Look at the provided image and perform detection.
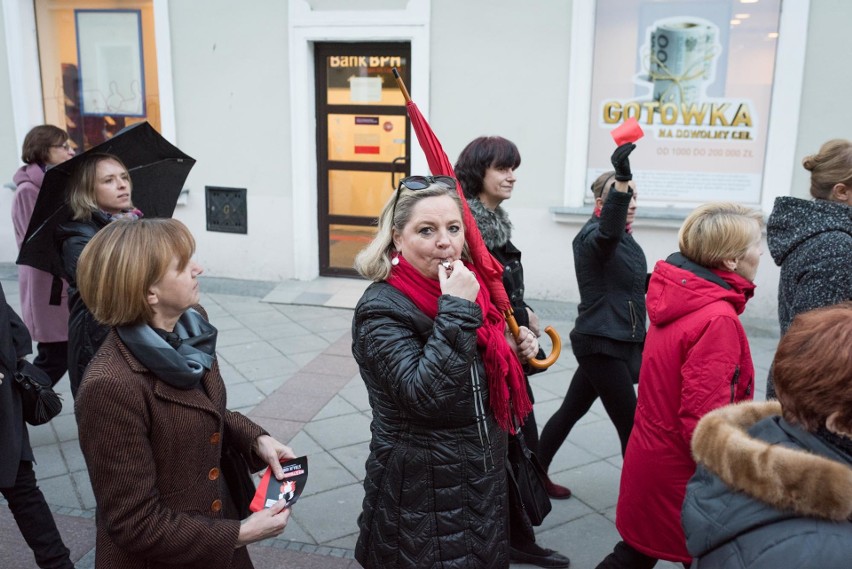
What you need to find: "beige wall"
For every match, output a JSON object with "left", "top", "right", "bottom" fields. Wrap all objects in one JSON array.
[
  {"left": 430, "top": 0, "right": 572, "bottom": 210},
  {"left": 165, "top": 0, "right": 295, "bottom": 279},
  {"left": 1, "top": 0, "right": 849, "bottom": 326},
  {"left": 791, "top": 0, "right": 852, "bottom": 199}
]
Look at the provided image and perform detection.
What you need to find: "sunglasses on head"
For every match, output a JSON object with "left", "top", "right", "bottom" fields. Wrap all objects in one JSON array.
[{"left": 391, "top": 175, "right": 457, "bottom": 221}]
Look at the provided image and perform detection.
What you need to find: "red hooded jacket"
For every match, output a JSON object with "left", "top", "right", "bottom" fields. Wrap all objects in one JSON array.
[{"left": 615, "top": 254, "right": 756, "bottom": 562}]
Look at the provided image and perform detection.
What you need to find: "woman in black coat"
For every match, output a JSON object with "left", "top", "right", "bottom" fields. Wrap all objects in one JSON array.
[
  {"left": 54, "top": 152, "right": 142, "bottom": 397},
  {"left": 538, "top": 144, "right": 647, "bottom": 474},
  {"left": 0, "top": 282, "right": 74, "bottom": 568},
  {"left": 352, "top": 178, "right": 540, "bottom": 568},
  {"left": 456, "top": 136, "right": 571, "bottom": 568}
]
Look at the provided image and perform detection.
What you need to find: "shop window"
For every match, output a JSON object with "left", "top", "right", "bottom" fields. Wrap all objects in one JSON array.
[{"left": 34, "top": 0, "right": 160, "bottom": 151}]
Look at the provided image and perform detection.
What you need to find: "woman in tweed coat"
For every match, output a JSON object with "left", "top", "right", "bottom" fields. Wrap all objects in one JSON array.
[
  {"left": 766, "top": 139, "right": 852, "bottom": 397},
  {"left": 75, "top": 219, "right": 294, "bottom": 569}
]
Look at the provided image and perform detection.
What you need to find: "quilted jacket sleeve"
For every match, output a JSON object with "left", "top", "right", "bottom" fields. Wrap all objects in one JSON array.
[
  {"left": 581, "top": 189, "right": 633, "bottom": 259},
  {"left": 354, "top": 288, "right": 483, "bottom": 423}
]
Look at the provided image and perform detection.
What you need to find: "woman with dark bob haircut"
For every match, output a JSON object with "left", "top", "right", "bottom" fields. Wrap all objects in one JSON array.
[
  {"left": 684, "top": 302, "right": 852, "bottom": 568},
  {"left": 456, "top": 135, "right": 571, "bottom": 568},
  {"left": 75, "top": 218, "right": 295, "bottom": 569}
]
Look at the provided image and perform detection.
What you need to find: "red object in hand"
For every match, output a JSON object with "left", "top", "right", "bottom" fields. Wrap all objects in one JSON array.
[{"left": 611, "top": 118, "right": 645, "bottom": 146}]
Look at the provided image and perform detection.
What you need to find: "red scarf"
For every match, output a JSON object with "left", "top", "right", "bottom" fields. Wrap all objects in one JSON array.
[{"left": 387, "top": 257, "right": 532, "bottom": 432}]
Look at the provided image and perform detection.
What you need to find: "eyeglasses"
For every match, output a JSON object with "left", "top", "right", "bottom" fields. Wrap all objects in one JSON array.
[
  {"left": 51, "top": 142, "right": 73, "bottom": 151},
  {"left": 390, "top": 175, "right": 457, "bottom": 222}
]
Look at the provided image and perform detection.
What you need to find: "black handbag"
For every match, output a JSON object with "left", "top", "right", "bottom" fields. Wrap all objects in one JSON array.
[
  {"left": 13, "top": 360, "right": 62, "bottom": 426},
  {"left": 220, "top": 438, "right": 256, "bottom": 519},
  {"left": 506, "top": 426, "right": 552, "bottom": 526}
]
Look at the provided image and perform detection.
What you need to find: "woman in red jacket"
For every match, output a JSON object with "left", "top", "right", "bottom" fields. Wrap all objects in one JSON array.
[{"left": 596, "top": 202, "right": 764, "bottom": 568}]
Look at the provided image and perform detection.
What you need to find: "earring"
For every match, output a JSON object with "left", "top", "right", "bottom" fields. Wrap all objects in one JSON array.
[{"left": 391, "top": 251, "right": 401, "bottom": 266}]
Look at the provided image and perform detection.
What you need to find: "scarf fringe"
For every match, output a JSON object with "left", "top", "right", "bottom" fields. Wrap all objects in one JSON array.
[{"left": 388, "top": 257, "right": 532, "bottom": 432}]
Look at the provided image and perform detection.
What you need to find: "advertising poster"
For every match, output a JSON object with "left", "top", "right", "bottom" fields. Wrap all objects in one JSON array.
[
  {"left": 76, "top": 10, "right": 146, "bottom": 117},
  {"left": 586, "top": 0, "right": 781, "bottom": 206}
]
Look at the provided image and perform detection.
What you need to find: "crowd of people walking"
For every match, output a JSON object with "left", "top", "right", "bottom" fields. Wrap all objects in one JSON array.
[{"left": 3, "top": 120, "right": 850, "bottom": 569}]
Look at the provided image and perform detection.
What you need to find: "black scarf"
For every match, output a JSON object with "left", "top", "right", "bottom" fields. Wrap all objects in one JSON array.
[
  {"left": 117, "top": 308, "right": 218, "bottom": 390},
  {"left": 816, "top": 426, "right": 852, "bottom": 462}
]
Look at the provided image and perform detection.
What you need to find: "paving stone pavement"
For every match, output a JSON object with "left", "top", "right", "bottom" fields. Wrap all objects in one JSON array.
[{"left": 0, "top": 264, "right": 778, "bottom": 569}]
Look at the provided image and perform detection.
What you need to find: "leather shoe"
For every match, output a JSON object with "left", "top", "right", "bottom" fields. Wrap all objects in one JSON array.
[
  {"left": 510, "top": 546, "right": 571, "bottom": 568},
  {"left": 545, "top": 478, "right": 572, "bottom": 500}
]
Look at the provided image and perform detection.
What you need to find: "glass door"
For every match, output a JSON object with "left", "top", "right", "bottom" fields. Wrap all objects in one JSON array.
[{"left": 315, "top": 42, "right": 411, "bottom": 277}]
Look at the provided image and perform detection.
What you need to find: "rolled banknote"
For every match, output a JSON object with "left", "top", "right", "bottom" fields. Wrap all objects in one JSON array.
[{"left": 650, "top": 20, "right": 715, "bottom": 105}]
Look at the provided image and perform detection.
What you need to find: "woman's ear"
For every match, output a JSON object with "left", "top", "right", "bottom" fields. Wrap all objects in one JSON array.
[
  {"left": 146, "top": 286, "right": 159, "bottom": 308},
  {"left": 595, "top": 196, "right": 605, "bottom": 210},
  {"left": 826, "top": 411, "right": 852, "bottom": 437},
  {"left": 722, "top": 258, "right": 738, "bottom": 272},
  {"left": 831, "top": 183, "right": 851, "bottom": 204},
  {"left": 391, "top": 228, "right": 401, "bottom": 251}
]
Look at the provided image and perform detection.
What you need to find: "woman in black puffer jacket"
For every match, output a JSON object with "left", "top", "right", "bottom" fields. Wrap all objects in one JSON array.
[
  {"left": 352, "top": 179, "right": 540, "bottom": 568},
  {"left": 54, "top": 152, "right": 142, "bottom": 397}
]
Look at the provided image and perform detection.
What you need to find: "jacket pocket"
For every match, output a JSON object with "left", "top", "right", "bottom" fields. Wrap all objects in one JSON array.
[
  {"left": 628, "top": 300, "right": 638, "bottom": 339},
  {"left": 729, "top": 365, "right": 740, "bottom": 404}
]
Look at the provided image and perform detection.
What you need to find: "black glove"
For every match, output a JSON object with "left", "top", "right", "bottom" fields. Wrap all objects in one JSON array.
[{"left": 610, "top": 143, "right": 636, "bottom": 182}]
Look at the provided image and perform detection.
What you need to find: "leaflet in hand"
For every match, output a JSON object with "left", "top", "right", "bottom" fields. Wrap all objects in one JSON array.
[{"left": 249, "top": 455, "right": 308, "bottom": 512}]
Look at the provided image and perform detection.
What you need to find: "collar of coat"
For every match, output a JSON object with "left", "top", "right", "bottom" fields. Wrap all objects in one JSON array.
[
  {"left": 467, "top": 198, "right": 512, "bottom": 250},
  {"left": 691, "top": 401, "right": 852, "bottom": 521}
]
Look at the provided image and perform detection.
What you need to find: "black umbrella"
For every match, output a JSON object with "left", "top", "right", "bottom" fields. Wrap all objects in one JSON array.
[{"left": 16, "top": 121, "right": 196, "bottom": 278}]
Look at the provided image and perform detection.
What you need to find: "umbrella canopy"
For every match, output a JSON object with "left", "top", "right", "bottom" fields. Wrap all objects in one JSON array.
[{"left": 16, "top": 121, "right": 195, "bottom": 278}]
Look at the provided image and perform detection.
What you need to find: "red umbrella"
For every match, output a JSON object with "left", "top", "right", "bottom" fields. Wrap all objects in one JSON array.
[{"left": 392, "top": 69, "right": 560, "bottom": 369}]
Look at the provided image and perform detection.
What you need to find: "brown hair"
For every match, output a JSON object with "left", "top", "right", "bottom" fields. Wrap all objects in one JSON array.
[
  {"left": 802, "top": 139, "right": 852, "bottom": 200},
  {"left": 678, "top": 202, "right": 764, "bottom": 269},
  {"left": 774, "top": 302, "right": 852, "bottom": 433},
  {"left": 78, "top": 219, "right": 196, "bottom": 326},
  {"left": 591, "top": 170, "right": 617, "bottom": 200},
  {"left": 455, "top": 136, "right": 522, "bottom": 199},
  {"left": 21, "top": 125, "right": 68, "bottom": 165},
  {"left": 67, "top": 153, "right": 133, "bottom": 221}
]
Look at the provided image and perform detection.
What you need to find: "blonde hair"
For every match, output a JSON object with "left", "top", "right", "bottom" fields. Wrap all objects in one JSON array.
[
  {"left": 67, "top": 153, "right": 134, "bottom": 221},
  {"left": 678, "top": 202, "right": 764, "bottom": 268},
  {"left": 802, "top": 139, "right": 852, "bottom": 200},
  {"left": 77, "top": 219, "right": 195, "bottom": 326},
  {"left": 354, "top": 184, "right": 465, "bottom": 282}
]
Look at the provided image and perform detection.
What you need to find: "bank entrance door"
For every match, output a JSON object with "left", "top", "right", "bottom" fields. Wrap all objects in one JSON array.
[{"left": 315, "top": 42, "right": 411, "bottom": 277}]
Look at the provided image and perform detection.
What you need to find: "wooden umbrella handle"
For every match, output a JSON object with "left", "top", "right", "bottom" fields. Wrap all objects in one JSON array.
[
  {"left": 392, "top": 68, "right": 411, "bottom": 103},
  {"left": 505, "top": 311, "right": 562, "bottom": 370}
]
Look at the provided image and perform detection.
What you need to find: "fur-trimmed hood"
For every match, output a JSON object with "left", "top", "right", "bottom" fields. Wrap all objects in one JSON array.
[
  {"left": 691, "top": 401, "right": 852, "bottom": 521},
  {"left": 467, "top": 198, "right": 512, "bottom": 250},
  {"left": 684, "top": 401, "right": 852, "bottom": 566}
]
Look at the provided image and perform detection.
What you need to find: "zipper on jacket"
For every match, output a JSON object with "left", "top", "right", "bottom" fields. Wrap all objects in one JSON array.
[
  {"left": 470, "top": 366, "right": 494, "bottom": 472},
  {"left": 729, "top": 365, "right": 740, "bottom": 403},
  {"left": 628, "top": 300, "right": 638, "bottom": 339}
]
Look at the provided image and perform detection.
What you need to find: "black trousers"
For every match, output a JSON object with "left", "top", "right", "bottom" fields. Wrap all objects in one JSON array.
[
  {"left": 509, "top": 375, "right": 539, "bottom": 550},
  {"left": 0, "top": 461, "right": 74, "bottom": 568},
  {"left": 33, "top": 341, "right": 68, "bottom": 386},
  {"left": 538, "top": 349, "right": 641, "bottom": 469},
  {"left": 596, "top": 541, "right": 691, "bottom": 569}
]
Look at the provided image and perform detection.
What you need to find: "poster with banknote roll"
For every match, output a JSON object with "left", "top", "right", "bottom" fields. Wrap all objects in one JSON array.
[{"left": 585, "top": 0, "right": 782, "bottom": 206}]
